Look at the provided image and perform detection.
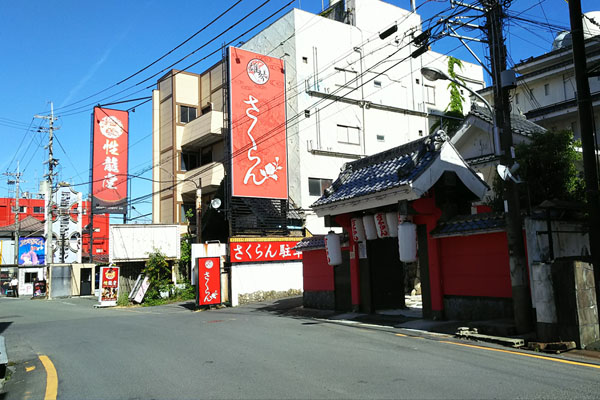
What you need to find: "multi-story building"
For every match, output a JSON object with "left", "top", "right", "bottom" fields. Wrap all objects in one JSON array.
[
  {"left": 480, "top": 11, "right": 600, "bottom": 140},
  {"left": 152, "top": 0, "right": 484, "bottom": 236},
  {"left": 0, "top": 196, "right": 110, "bottom": 262}
]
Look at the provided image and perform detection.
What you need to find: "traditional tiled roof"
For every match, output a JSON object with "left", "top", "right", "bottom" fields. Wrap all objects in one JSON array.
[
  {"left": 311, "top": 134, "right": 440, "bottom": 208},
  {"left": 469, "top": 104, "right": 546, "bottom": 137},
  {"left": 430, "top": 213, "right": 505, "bottom": 238},
  {"left": 293, "top": 235, "right": 325, "bottom": 251},
  {"left": 0, "top": 216, "right": 44, "bottom": 234}
]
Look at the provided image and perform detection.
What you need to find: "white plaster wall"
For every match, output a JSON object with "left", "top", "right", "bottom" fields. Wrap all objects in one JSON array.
[{"left": 230, "top": 261, "right": 303, "bottom": 307}]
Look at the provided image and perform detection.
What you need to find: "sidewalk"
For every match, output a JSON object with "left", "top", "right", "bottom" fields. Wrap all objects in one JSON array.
[{"left": 256, "top": 295, "right": 600, "bottom": 363}]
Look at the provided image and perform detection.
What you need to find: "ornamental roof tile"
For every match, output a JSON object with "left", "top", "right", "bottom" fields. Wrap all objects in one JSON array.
[{"left": 430, "top": 212, "right": 506, "bottom": 237}]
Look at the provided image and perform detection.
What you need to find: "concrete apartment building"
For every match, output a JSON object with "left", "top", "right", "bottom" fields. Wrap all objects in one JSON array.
[
  {"left": 152, "top": 0, "right": 484, "bottom": 236},
  {"left": 480, "top": 11, "right": 600, "bottom": 140}
]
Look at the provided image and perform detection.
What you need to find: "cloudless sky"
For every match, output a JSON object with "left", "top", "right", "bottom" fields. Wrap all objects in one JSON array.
[{"left": 0, "top": 0, "right": 596, "bottom": 223}]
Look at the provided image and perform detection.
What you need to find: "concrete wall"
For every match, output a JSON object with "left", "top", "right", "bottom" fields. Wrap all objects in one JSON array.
[{"left": 230, "top": 261, "right": 303, "bottom": 307}]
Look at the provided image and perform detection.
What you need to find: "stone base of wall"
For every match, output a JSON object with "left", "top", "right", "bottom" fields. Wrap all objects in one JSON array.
[
  {"left": 303, "top": 290, "right": 335, "bottom": 310},
  {"left": 238, "top": 289, "right": 302, "bottom": 305},
  {"left": 444, "top": 295, "right": 513, "bottom": 321}
]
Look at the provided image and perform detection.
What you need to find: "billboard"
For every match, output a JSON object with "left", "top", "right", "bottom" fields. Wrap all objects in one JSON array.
[
  {"left": 228, "top": 47, "right": 288, "bottom": 199},
  {"left": 18, "top": 237, "right": 46, "bottom": 266},
  {"left": 48, "top": 184, "right": 82, "bottom": 263},
  {"left": 91, "top": 107, "right": 129, "bottom": 214},
  {"left": 230, "top": 240, "right": 302, "bottom": 263},
  {"left": 99, "top": 266, "right": 120, "bottom": 306}
]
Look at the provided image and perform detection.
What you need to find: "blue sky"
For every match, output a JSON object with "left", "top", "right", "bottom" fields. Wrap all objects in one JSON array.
[{"left": 0, "top": 0, "right": 596, "bottom": 222}]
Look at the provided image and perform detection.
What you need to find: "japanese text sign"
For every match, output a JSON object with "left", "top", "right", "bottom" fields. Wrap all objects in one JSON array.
[
  {"left": 230, "top": 241, "right": 302, "bottom": 263},
  {"left": 100, "top": 266, "right": 120, "bottom": 306},
  {"left": 197, "top": 257, "right": 221, "bottom": 306},
  {"left": 228, "top": 47, "right": 288, "bottom": 199},
  {"left": 92, "top": 107, "right": 128, "bottom": 214}
]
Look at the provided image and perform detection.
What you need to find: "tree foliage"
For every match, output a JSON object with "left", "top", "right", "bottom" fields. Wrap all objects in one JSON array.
[
  {"left": 489, "top": 129, "right": 585, "bottom": 211},
  {"left": 430, "top": 57, "right": 466, "bottom": 136}
]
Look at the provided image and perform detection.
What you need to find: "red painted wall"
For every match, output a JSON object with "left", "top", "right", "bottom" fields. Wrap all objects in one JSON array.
[
  {"left": 302, "top": 249, "right": 334, "bottom": 291},
  {"left": 438, "top": 232, "right": 512, "bottom": 298},
  {"left": 0, "top": 197, "right": 110, "bottom": 258}
]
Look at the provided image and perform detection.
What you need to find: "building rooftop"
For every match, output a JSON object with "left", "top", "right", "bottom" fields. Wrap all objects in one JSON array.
[
  {"left": 0, "top": 216, "right": 44, "bottom": 235},
  {"left": 430, "top": 213, "right": 506, "bottom": 238}
]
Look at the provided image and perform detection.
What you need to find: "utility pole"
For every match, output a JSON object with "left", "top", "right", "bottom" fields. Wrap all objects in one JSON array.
[
  {"left": 5, "top": 162, "right": 23, "bottom": 264},
  {"left": 568, "top": 0, "right": 600, "bottom": 309},
  {"left": 35, "top": 102, "right": 59, "bottom": 267},
  {"left": 483, "top": 0, "right": 533, "bottom": 333}
]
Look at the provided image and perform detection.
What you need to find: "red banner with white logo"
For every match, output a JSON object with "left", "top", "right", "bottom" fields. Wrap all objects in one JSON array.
[
  {"left": 228, "top": 47, "right": 288, "bottom": 199},
  {"left": 230, "top": 241, "right": 302, "bottom": 263},
  {"left": 197, "top": 257, "right": 221, "bottom": 306},
  {"left": 92, "top": 107, "right": 129, "bottom": 214}
]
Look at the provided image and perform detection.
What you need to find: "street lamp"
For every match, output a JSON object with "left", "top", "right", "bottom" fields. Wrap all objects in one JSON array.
[{"left": 421, "top": 66, "right": 500, "bottom": 156}]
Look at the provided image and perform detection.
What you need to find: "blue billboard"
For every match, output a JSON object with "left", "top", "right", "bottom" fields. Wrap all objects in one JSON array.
[{"left": 18, "top": 237, "right": 46, "bottom": 266}]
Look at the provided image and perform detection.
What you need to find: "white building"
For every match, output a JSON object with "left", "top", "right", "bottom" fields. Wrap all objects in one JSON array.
[
  {"left": 151, "top": 0, "right": 484, "bottom": 236},
  {"left": 479, "top": 11, "right": 600, "bottom": 140}
]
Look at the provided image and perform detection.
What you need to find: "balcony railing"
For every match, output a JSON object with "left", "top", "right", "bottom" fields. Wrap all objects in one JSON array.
[
  {"left": 181, "top": 110, "right": 224, "bottom": 150},
  {"left": 181, "top": 162, "right": 225, "bottom": 195}
]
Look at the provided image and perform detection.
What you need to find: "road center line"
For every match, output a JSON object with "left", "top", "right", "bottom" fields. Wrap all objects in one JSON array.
[
  {"left": 39, "top": 355, "right": 58, "bottom": 400},
  {"left": 439, "top": 340, "right": 600, "bottom": 370}
]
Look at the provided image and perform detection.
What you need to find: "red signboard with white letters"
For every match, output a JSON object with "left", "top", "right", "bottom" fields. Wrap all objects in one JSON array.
[
  {"left": 197, "top": 257, "right": 221, "bottom": 306},
  {"left": 228, "top": 47, "right": 288, "bottom": 199},
  {"left": 100, "top": 266, "right": 120, "bottom": 306},
  {"left": 230, "top": 241, "right": 302, "bottom": 263},
  {"left": 91, "top": 107, "right": 129, "bottom": 214}
]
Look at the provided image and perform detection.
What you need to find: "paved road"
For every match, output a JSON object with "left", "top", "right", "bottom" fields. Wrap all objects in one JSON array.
[{"left": 1, "top": 296, "right": 599, "bottom": 399}]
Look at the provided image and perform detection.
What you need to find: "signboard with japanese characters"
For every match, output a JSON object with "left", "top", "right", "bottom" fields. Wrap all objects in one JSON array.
[
  {"left": 91, "top": 107, "right": 129, "bottom": 214},
  {"left": 47, "top": 184, "right": 82, "bottom": 263},
  {"left": 99, "top": 266, "right": 120, "bottom": 307},
  {"left": 228, "top": 47, "right": 288, "bottom": 199},
  {"left": 230, "top": 240, "right": 302, "bottom": 263},
  {"left": 196, "top": 257, "right": 221, "bottom": 306}
]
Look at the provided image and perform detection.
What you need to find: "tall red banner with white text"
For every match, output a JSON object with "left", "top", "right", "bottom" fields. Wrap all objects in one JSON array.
[
  {"left": 228, "top": 47, "right": 288, "bottom": 199},
  {"left": 91, "top": 107, "right": 129, "bottom": 214}
]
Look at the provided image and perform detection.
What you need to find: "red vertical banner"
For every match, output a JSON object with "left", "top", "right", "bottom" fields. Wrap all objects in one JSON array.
[
  {"left": 100, "top": 266, "right": 120, "bottom": 306},
  {"left": 196, "top": 257, "right": 221, "bottom": 306},
  {"left": 92, "top": 107, "right": 129, "bottom": 214},
  {"left": 228, "top": 47, "right": 288, "bottom": 199}
]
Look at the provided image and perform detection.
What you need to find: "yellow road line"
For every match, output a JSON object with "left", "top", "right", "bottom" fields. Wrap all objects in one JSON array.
[
  {"left": 395, "top": 333, "right": 407, "bottom": 337},
  {"left": 26, "top": 366, "right": 36, "bottom": 372},
  {"left": 440, "top": 341, "right": 600, "bottom": 370},
  {"left": 39, "top": 355, "right": 58, "bottom": 400}
]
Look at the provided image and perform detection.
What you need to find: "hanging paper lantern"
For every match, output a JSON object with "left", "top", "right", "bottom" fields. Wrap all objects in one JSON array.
[
  {"left": 350, "top": 217, "right": 366, "bottom": 243},
  {"left": 362, "top": 215, "right": 378, "bottom": 240},
  {"left": 386, "top": 212, "right": 399, "bottom": 238},
  {"left": 398, "top": 222, "right": 417, "bottom": 262},
  {"left": 374, "top": 212, "right": 390, "bottom": 238},
  {"left": 325, "top": 231, "right": 342, "bottom": 266}
]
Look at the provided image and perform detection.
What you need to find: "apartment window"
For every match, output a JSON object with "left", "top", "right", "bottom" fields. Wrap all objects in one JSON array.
[
  {"left": 377, "top": 134, "right": 385, "bottom": 142},
  {"left": 200, "top": 147, "right": 213, "bottom": 166},
  {"left": 180, "top": 151, "right": 200, "bottom": 171},
  {"left": 18, "top": 206, "right": 26, "bottom": 213},
  {"left": 33, "top": 206, "right": 44, "bottom": 214},
  {"left": 336, "top": 124, "right": 360, "bottom": 145},
  {"left": 305, "top": 110, "right": 311, "bottom": 118},
  {"left": 308, "top": 178, "right": 333, "bottom": 196},
  {"left": 374, "top": 80, "right": 382, "bottom": 88},
  {"left": 302, "top": 56, "right": 308, "bottom": 64},
  {"left": 425, "top": 85, "right": 435, "bottom": 105},
  {"left": 544, "top": 83, "right": 550, "bottom": 96},
  {"left": 180, "top": 105, "right": 197, "bottom": 123},
  {"left": 24, "top": 272, "right": 37, "bottom": 284},
  {"left": 515, "top": 93, "right": 520, "bottom": 104},
  {"left": 418, "top": 130, "right": 424, "bottom": 137},
  {"left": 415, "top": 78, "right": 420, "bottom": 84},
  {"left": 180, "top": 204, "right": 196, "bottom": 224},
  {"left": 335, "top": 67, "right": 357, "bottom": 88}
]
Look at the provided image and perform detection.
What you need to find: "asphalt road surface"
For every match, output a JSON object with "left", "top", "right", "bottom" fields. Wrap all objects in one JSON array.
[{"left": 1, "top": 296, "right": 599, "bottom": 399}]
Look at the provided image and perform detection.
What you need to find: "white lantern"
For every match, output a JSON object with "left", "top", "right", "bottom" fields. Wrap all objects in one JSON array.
[
  {"left": 350, "top": 217, "right": 366, "bottom": 243},
  {"left": 374, "top": 212, "right": 390, "bottom": 238},
  {"left": 398, "top": 222, "right": 417, "bottom": 262},
  {"left": 362, "top": 215, "right": 378, "bottom": 240},
  {"left": 325, "top": 231, "right": 342, "bottom": 266},
  {"left": 386, "top": 212, "right": 398, "bottom": 238}
]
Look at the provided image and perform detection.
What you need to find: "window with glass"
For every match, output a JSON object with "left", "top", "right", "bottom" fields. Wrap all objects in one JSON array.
[
  {"left": 336, "top": 124, "right": 360, "bottom": 145},
  {"left": 180, "top": 105, "right": 197, "bottom": 123},
  {"left": 180, "top": 204, "right": 196, "bottom": 224},
  {"left": 180, "top": 152, "right": 200, "bottom": 171},
  {"left": 200, "top": 147, "right": 213, "bottom": 166},
  {"left": 309, "top": 178, "right": 333, "bottom": 197},
  {"left": 33, "top": 206, "right": 44, "bottom": 214},
  {"left": 425, "top": 85, "right": 435, "bottom": 105}
]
